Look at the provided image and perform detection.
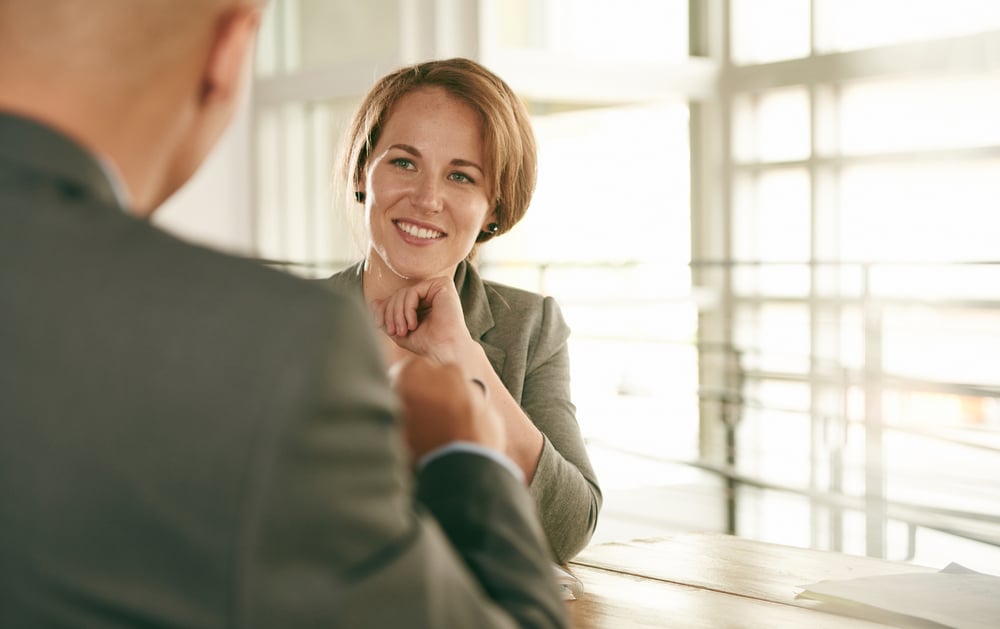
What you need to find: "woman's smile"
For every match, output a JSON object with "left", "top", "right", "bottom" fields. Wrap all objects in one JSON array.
[{"left": 393, "top": 218, "right": 446, "bottom": 242}]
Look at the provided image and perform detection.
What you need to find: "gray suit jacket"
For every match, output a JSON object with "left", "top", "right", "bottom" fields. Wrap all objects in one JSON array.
[
  {"left": 0, "top": 112, "right": 568, "bottom": 629},
  {"left": 325, "top": 261, "right": 602, "bottom": 562}
]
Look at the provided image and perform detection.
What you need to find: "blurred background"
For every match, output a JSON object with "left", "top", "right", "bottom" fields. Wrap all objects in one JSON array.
[{"left": 156, "top": 0, "right": 1000, "bottom": 571}]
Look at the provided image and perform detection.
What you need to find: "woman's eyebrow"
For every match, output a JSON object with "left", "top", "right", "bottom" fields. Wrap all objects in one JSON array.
[
  {"left": 451, "top": 158, "right": 484, "bottom": 174},
  {"left": 389, "top": 143, "right": 420, "bottom": 156},
  {"left": 387, "top": 144, "right": 484, "bottom": 174}
]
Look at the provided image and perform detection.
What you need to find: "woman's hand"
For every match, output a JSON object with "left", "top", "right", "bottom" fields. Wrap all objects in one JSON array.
[
  {"left": 369, "top": 277, "right": 473, "bottom": 363},
  {"left": 371, "top": 277, "right": 544, "bottom": 482},
  {"left": 372, "top": 276, "right": 545, "bottom": 481}
]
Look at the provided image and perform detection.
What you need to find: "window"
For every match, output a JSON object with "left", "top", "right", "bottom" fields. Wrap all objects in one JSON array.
[{"left": 694, "top": 0, "right": 1000, "bottom": 566}]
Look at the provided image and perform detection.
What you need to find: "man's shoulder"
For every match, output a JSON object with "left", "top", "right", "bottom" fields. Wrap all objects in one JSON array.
[
  {"left": 145, "top": 226, "right": 336, "bottom": 302},
  {"left": 128, "top": 224, "right": 373, "bottom": 348}
]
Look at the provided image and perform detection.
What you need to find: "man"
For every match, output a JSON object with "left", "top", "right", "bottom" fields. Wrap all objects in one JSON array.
[{"left": 0, "top": 1, "right": 568, "bottom": 627}]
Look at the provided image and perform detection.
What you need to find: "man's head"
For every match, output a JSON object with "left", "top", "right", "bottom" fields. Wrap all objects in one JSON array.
[{"left": 0, "top": 0, "right": 265, "bottom": 214}]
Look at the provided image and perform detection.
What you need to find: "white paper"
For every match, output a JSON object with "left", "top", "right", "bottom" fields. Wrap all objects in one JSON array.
[
  {"left": 797, "top": 563, "right": 1000, "bottom": 629},
  {"left": 553, "top": 563, "right": 585, "bottom": 601}
]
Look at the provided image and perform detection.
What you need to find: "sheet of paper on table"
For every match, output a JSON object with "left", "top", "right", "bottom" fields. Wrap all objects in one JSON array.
[
  {"left": 797, "top": 562, "right": 1000, "bottom": 629},
  {"left": 554, "top": 564, "right": 584, "bottom": 601}
]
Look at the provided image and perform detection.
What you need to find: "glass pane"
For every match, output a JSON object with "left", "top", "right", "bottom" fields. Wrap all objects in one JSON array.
[
  {"left": 255, "top": 107, "right": 283, "bottom": 259},
  {"left": 732, "top": 264, "right": 811, "bottom": 298},
  {"left": 884, "top": 429, "right": 1000, "bottom": 563},
  {"left": 868, "top": 263, "right": 1000, "bottom": 301},
  {"left": 483, "top": 102, "right": 690, "bottom": 266},
  {"left": 733, "top": 87, "right": 811, "bottom": 163},
  {"left": 837, "top": 306, "right": 864, "bottom": 372},
  {"left": 909, "top": 528, "right": 1000, "bottom": 575},
  {"left": 836, "top": 75, "right": 1000, "bottom": 155},
  {"left": 885, "top": 391, "right": 1000, "bottom": 432},
  {"left": 736, "top": 487, "right": 813, "bottom": 548},
  {"left": 882, "top": 306, "right": 1000, "bottom": 386},
  {"left": 736, "top": 397, "right": 811, "bottom": 483},
  {"left": 257, "top": 0, "right": 398, "bottom": 76},
  {"left": 839, "top": 161, "right": 1000, "bottom": 262},
  {"left": 815, "top": 0, "right": 1000, "bottom": 54},
  {"left": 254, "top": 98, "right": 362, "bottom": 274},
  {"left": 732, "top": 168, "right": 811, "bottom": 264},
  {"left": 734, "top": 304, "right": 811, "bottom": 373},
  {"left": 730, "top": 0, "right": 810, "bottom": 65},
  {"left": 485, "top": 0, "right": 689, "bottom": 62}
]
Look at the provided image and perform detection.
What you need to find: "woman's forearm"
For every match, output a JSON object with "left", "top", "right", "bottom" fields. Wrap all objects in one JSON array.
[{"left": 449, "top": 339, "right": 544, "bottom": 480}]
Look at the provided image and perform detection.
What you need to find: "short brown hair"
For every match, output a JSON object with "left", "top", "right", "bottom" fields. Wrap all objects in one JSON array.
[{"left": 341, "top": 57, "right": 537, "bottom": 245}]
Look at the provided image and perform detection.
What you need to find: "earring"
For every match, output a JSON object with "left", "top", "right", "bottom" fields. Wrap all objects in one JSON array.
[
  {"left": 485, "top": 222, "right": 499, "bottom": 235},
  {"left": 354, "top": 191, "right": 366, "bottom": 203}
]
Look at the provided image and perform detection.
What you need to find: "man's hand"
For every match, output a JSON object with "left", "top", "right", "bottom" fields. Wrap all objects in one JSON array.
[{"left": 389, "top": 356, "right": 505, "bottom": 461}]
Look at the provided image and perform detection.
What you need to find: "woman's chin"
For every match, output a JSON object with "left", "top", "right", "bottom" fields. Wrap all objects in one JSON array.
[{"left": 385, "top": 257, "right": 457, "bottom": 282}]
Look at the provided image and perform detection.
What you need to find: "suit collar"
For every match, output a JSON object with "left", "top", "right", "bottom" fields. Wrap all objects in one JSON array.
[{"left": 0, "top": 111, "right": 126, "bottom": 212}]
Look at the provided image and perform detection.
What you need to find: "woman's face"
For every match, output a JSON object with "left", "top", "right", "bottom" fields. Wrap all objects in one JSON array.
[{"left": 362, "top": 86, "right": 494, "bottom": 282}]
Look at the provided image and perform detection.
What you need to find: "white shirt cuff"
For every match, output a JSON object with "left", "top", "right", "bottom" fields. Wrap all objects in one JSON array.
[{"left": 417, "top": 441, "right": 525, "bottom": 484}]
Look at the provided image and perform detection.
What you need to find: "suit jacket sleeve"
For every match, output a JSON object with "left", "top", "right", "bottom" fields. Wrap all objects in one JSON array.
[
  {"left": 521, "top": 296, "right": 603, "bottom": 563},
  {"left": 237, "top": 294, "right": 567, "bottom": 629}
]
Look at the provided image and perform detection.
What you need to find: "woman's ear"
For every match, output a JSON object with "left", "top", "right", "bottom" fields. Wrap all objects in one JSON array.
[{"left": 482, "top": 206, "right": 500, "bottom": 232}]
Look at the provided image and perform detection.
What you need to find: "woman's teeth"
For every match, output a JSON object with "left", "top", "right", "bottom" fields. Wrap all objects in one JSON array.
[{"left": 396, "top": 221, "right": 444, "bottom": 239}]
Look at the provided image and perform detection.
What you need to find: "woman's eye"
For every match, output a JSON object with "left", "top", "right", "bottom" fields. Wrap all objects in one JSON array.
[
  {"left": 449, "top": 172, "right": 474, "bottom": 184},
  {"left": 390, "top": 158, "right": 414, "bottom": 170}
]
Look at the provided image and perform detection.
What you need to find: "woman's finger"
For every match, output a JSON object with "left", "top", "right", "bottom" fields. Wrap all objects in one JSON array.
[{"left": 403, "top": 286, "right": 422, "bottom": 331}]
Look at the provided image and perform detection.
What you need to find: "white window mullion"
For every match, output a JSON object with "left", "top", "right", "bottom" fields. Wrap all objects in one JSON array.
[{"left": 399, "top": 0, "right": 436, "bottom": 63}]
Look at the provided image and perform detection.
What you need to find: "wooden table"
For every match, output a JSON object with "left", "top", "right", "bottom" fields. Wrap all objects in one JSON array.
[{"left": 566, "top": 533, "right": 938, "bottom": 628}]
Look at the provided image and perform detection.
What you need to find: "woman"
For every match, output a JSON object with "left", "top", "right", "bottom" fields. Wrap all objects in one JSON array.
[{"left": 324, "top": 58, "right": 600, "bottom": 562}]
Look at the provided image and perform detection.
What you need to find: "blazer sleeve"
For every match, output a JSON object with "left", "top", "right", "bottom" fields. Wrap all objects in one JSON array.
[
  {"left": 522, "top": 296, "right": 603, "bottom": 563},
  {"left": 237, "top": 294, "right": 567, "bottom": 629}
]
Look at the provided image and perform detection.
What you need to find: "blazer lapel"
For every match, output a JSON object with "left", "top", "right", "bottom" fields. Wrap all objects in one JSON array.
[{"left": 454, "top": 261, "right": 507, "bottom": 376}]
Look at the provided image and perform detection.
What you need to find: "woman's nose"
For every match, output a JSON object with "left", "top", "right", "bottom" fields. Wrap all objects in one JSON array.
[{"left": 411, "top": 175, "right": 444, "bottom": 213}]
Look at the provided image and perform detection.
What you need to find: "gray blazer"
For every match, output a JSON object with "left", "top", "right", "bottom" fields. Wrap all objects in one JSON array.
[
  {"left": 325, "top": 261, "right": 602, "bottom": 562},
  {"left": 0, "top": 112, "right": 567, "bottom": 629}
]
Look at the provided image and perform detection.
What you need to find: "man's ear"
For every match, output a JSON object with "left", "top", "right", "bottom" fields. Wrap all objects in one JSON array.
[{"left": 199, "top": 6, "right": 262, "bottom": 107}]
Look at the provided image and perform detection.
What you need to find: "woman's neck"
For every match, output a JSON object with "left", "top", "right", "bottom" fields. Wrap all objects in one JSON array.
[{"left": 360, "top": 252, "right": 459, "bottom": 303}]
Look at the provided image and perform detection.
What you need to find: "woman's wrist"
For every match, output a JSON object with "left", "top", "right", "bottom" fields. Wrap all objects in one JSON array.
[{"left": 427, "top": 335, "right": 481, "bottom": 367}]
